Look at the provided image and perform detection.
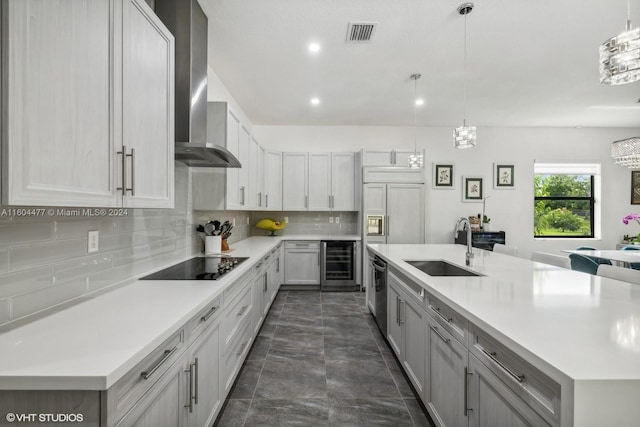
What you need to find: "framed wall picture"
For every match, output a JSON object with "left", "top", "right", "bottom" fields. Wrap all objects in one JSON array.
[
  {"left": 433, "top": 163, "right": 454, "bottom": 189},
  {"left": 494, "top": 163, "right": 515, "bottom": 189},
  {"left": 463, "top": 176, "right": 483, "bottom": 202},
  {"left": 631, "top": 171, "right": 640, "bottom": 204}
]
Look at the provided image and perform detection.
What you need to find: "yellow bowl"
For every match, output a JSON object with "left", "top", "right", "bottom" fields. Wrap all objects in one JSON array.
[{"left": 256, "top": 218, "right": 286, "bottom": 232}]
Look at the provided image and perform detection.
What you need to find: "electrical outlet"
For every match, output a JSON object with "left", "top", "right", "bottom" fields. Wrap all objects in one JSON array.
[
  {"left": 284, "top": 216, "right": 289, "bottom": 223},
  {"left": 329, "top": 216, "right": 333, "bottom": 224},
  {"left": 88, "top": 230, "right": 99, "bottom": 253},
  {"left": 335, "top": 216, "right": 340, "bottom": 224},
  {"left": 246, "top": 217, "right": 250, "bottom": 225},
  {"left": 232, "top": 218, "right": 236, "bottom": 226}
]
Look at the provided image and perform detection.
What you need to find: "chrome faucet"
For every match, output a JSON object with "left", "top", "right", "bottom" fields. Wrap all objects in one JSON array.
[{"left": 454, "top": 217, "right": 474, "bottom": 266}]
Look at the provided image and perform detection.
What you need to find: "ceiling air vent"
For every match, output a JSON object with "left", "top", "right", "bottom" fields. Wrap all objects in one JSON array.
[{"left": 346, "top": 22, "right": 377, "bottom": 43}]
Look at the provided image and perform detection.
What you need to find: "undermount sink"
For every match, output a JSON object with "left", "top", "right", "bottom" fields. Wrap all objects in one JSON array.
[{"left": 404, "top": 260, "right": 482, "bottom": 277}]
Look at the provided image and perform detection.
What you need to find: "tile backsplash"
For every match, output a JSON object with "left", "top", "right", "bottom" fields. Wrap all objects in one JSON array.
[
  {"left": 250, "top": 211, "right": 358, "bottom": 236},
  {"left": 0, "top": 162, "right": 197, "bottom": 328},
  {"left": 0, "top": 163, "right": 360, "bottom": 329}
]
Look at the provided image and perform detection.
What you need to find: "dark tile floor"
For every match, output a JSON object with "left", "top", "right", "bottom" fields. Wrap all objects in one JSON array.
[{"left": 214, "top": 290, "right": 435, "bottom": 427}]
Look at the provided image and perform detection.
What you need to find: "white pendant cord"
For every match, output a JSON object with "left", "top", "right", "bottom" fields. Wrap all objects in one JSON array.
[
  {"left": 463, "top": 10, "right": 468, "bottom": 127},
  {"left": 413, "top": 76, "right": 418, "bottom": 153}
]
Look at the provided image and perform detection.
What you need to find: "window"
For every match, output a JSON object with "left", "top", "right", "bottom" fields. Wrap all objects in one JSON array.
[{"left": 534, "top": 163, "right": 600, "bottom": 238}]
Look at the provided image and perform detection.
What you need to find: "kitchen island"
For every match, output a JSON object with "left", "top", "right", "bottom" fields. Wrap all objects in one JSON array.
[{"left": 367, "top": 243, "right": 640, "bottom": 427}]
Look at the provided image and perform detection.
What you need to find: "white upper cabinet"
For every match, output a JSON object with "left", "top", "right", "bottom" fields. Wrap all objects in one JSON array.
[
  {"left": 308, "top": 153, "right": 332, "bottom": 210},
  {"left": 284, "top": 151, "right": 356, "bottom": 211},
  {"left": 362, "top": 148, "right": 422, "bottom": 168},
  {"left": 331, "top": 152, "right": 356, "bottom": 210},
  {"left": 247, "top": 136, "right": 260, "bottom": 209},
  {"left": 1, "top": 0, "right": 174, "bottom": 207},
  {"left": 264, "top": 150, "right": 282, "bottom": 211},
  {"left": 120, "top": 0, "right": 174, "bottom": 208},
  {"left": 282, "top": 153, "right": 309, "bottom": 210}
]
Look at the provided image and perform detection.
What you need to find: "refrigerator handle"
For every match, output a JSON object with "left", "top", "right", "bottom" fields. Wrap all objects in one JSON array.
[
  {"left": 386, "top": 216, "right": 389, "bottom": 237},
  {"left": 320, "top": 241, "right": 326, "bottom": 285}
]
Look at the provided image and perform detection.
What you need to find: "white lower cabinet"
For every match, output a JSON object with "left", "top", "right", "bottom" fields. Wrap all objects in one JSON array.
[
  {"left": 283, "top": 241, "right": 320, "bottom": 286},
  {"left": 467, "top": 354, "right": 550, "bottom": 427},
  {"left": 384, "top": 266, "right": 560, "bottom": 427},
  {"left": 185, "top": 323, "right": 221, "bottom": 427},
  {"left": 387, "top": 272, "right": 425, "bottom": 397},
  {"left": 116, "top": 357, "right": 186, "bottom": 427},
  {"left": 425, "top": 314, "right": 467, "bottom": 427}
]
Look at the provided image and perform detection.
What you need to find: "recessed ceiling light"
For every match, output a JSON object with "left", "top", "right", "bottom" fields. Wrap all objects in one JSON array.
[
  {"left": 310, "top": 97, "right": 320, "bottom": 105},
  {"left": 308, "top": 43, "right": 321, "bottom": 53},
  {"left": 415, "top": 99, "right": 425, "bottom": 106}
]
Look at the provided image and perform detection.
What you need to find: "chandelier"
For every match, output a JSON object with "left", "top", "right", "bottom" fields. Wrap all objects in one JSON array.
[
  {"left": 600, "top": 0, "right": 640, "bottom": 85},
  {"left": 454, "top": 3, "right": 476, "bottom": 149},
  {"left": 408, "top": 74, "right": 424, "bottom": 169},
  {"left": 612, "top": 137, "right": 640, "bottom": 168}
]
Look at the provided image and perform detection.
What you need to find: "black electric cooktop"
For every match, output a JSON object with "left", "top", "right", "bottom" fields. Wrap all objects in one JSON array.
[{"left": 140, "top": 256, "right": 249, "bottom": 280}]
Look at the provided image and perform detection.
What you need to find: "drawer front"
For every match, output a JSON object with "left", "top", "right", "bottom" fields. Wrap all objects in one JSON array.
[
  {"left": 111, "top": 328, "right": 185, "bottom": 422},
  {"left": 389, "top": 269, "right": 426, "bottom": 307},
  {"left": 222, "top": 283, "right": 253, "bottom": 347},
  {"left": 188, "top": 296, "right": 222, "bottom": 341},
  {"left": 222, "top": 269, "right": 253, "bottom": 309},
  {"left": 426, "top": 294, "right": 468, "bottom": 346},
  {"left": 222, "top": 317, "right": 253, "bottom": 394},
  {"left": 284, "top": 241, "right": 320, "bottom": 250},
  {"left": 470, "top": 325, "right": 561, "bottom": 426}
]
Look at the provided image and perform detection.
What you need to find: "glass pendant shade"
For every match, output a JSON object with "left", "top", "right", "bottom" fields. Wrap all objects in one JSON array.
[
  {"left": 408, "top": 153, "right": 424, "bottom": 168},
  {"left": 600, "top": 26, "right": 640, "bottom": 85},
  {"left": 612, "top": 137, "right": 640, "bottom": 168},
  {"left": 454, "top": 124, "right": 477, "bottom": 149}
]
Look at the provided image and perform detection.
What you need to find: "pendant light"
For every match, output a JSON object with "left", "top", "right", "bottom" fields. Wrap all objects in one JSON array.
[
  {"left": 453, "top": 2, "right": 476, "bottom": 149},
  {"left": 408, "top": 73, "right": 424, "bottom": 169},
  {"left": 600, "top": 0, "right": 640, "bottom": 85},
  {"left": 612, "top": 137, "right": 640, "bottom": 167}
]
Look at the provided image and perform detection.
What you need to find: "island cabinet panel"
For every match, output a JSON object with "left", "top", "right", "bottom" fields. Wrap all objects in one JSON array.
[
  {"left": 425, "top": 314, "right": 468, "bottom": 427},
  {"left": 467, "top": 354, "right": 551, "bottom": 427},
  {"left": 0, "top": 390, "right": 101, "bottom": 426}
]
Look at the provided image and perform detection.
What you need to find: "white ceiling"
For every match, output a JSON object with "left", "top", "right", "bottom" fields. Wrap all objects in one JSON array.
[{"left": 200, "top": 0, "right": 640, "bottom": 128}]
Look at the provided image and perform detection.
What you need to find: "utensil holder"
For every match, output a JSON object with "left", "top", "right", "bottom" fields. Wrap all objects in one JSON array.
[
  {"left": 205, "top": 235, "right": 222, "bottom": 255},
  {"left": 221, "top": 238, "right": 229, "bottom": 252}
]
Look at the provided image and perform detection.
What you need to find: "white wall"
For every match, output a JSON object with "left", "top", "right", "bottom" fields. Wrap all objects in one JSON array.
[{"left": 253, "top": 125, "right": 640, "bottom": 258}]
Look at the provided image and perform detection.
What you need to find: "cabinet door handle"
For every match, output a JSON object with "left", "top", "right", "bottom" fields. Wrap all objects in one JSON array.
[
  {"left": 265, "top": 194, "right": 269, "bottom": 208},
  {"left": 305, "top": 195, "right": 308, "bottom": 208},
  {"left": 399, "top": 300, "right": 405, "bottom": 324},
  {"left": 430, "top": 325, "right": 450, "bottom": 344},
  {"left": 240, "top": 186, "right": 246, "bottom": 205},
  {"left": 117, "top": 146, "right": 127, "bottom": 196},
  {"left": 390, "top": 150, "right": 394, "bottom": 165},
  {"left": 258, "top": 192, "right": 262, "bottom": 207},
  {"left": 481, "top": 349, "right": 525, "bottom": 383},
  {"left": 236, "top": 341, "right": 247, "bottom": 357},
  {"left": 237, "top": 304, "right": 249, "bottom": 317},
  {"left": 263, "top": 273, "right": 268, "bottom": 292},
  {"left": 200, "top": 305, "right": 219, "bottom": 322},
  {"left": 127, "top": 148, "right": 135, "bottom": 196},
  {"left": 386, "top": 216, "right": 389, "bottom": 237},
  {"left": 184, "top": 360, "right": 194, "bottom": 413},
  {"left": 193, "top": 357, "right": 199, "bottom": 405},
  {"left": 141, "top": 345, "right": 178, "bottom": 380},
  {"left": 430, "top": 305, "right": 453, "bottom": 323},
  {"left": 396, "top": 296, "right": 400, "bottom": 325},
  {"left": 464, "top": 366, "right": 473, "bottom": 416}
]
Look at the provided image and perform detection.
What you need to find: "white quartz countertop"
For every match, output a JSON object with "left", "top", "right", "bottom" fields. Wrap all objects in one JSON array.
[
  {"left": 0, "top": 236, "right": 314, "bottom": 390},
  {"left": 368, "top": 244, "right": 640, "bottom": 382}
]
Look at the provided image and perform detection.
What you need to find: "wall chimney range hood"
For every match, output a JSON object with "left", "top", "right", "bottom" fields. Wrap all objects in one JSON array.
[{"left": 155, "top": 0, "right": 241, "bottom": 168}]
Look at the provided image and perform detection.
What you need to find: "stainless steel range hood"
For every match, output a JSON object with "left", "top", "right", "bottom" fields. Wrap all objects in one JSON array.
[{"left": 155, "top": 0, "right": 241, "bottom": 168}]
